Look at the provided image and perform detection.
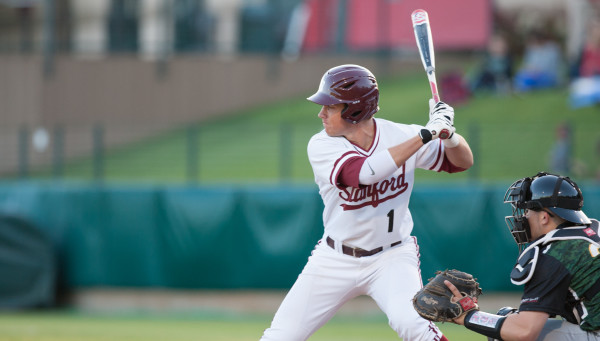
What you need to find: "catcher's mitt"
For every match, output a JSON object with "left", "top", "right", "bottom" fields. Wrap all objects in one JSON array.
[{"left": 412, "top": 269, "right": 482, "bottom": 322}]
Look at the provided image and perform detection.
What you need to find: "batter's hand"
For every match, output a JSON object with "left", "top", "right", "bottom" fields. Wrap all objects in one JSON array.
[
  {"left": 428, "top": 99, "right": 454, "bottom": 126},
  {"left": 425, "top": 117, "right": 455, "bottom": 140}
]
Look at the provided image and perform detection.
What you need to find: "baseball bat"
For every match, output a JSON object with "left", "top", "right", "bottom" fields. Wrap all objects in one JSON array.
[
  {"left": 411, "top": 9, "right": 450, "bottom": 139},
  {"left": 411, "top": 9, "right": 439, "bottom": 102}
]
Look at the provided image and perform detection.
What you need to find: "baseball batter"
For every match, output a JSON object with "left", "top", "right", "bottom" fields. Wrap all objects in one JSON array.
[{"left": 260, "top": 64, "right": 474, "bottom": 340}]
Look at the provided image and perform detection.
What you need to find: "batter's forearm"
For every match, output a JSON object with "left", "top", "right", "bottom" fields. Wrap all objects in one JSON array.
[
  {"left": 444, "top": 135, "right": 473, "bottom": 169},
  {"left": 388, "top": 135, "right": 425, "bottom": 168},
  {"left": 359, "top": 136, "right": 422, "bottom": 185}
]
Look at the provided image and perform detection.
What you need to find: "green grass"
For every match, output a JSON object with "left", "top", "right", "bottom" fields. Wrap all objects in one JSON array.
[
  {"left": 0, "top": 311, "right": 483, "bottom": 341},
  {"left": 30, "top": 71, "right": 600, "bottom": 183}
]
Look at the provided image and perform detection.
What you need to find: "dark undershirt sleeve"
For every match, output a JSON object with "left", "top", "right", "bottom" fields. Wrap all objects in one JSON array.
[
  {"left": 518, "top": 253, "right": 571, "bottom": 316},
  {"left": 438, "top": 154, "right": 466, "bottom": 173}
]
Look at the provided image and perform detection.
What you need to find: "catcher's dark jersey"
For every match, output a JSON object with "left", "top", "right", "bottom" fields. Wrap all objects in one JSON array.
[{"left": 518, "top": 228, "right": 600, "bottom": 332}]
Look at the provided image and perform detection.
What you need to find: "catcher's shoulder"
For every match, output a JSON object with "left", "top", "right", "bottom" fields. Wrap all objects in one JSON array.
[{"left": 511, "top": 246, "right": 539, "bottom": 285}]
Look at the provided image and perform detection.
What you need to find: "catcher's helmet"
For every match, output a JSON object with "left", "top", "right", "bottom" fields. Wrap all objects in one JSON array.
[
  {"left": 503, "top": 172, "right": 591, "bottom": 249},
  {"left": 307, "top": 64, "right": 379, "bottom": 124}
]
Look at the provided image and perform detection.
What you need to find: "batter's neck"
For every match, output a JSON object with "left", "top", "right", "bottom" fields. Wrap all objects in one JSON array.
[{"left": 346, "top": 118, "right": 375, "bottom": 150}]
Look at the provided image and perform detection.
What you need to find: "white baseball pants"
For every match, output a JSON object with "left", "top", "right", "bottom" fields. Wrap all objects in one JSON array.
[{"left": 260, "top": 237, "right": 445, "bottom": 341}]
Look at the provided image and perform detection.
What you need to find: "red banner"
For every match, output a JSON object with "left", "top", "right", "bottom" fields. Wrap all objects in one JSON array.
[{"left": 304, "top": 0, "right": 491, "bottom": 52}]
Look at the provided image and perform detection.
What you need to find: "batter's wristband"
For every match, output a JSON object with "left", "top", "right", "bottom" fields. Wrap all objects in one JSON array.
[
  {"left": 419, "top": 129, "right": 432, "bottom": 144},
  {"left": 464, "top": 310, "right": 506, "bottom": 340},
  {"left": 443, "top": 132, "right": 460, "bottom": 148}
]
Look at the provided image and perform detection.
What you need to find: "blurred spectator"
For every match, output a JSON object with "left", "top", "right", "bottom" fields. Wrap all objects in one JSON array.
[
  {"left": 549, "top": 122, "right": 572, "bottom": 175},
  {"left": 593, "top": 136, "right": 600, "bottom": 181},
  {"left": 440, "top": 71, "right": 470, "bottom": 105},
  {"left": 470, "top": 33, "right": 514, "bottom": 94},
  {"left": 513, "top": 31, "right": 563, "bottom": 92},
  {"left": 596, "top": 137, "right": 600, "bottom": 181},
  {"left": 569, "top": 20, "right": 600, "bottom": 108}
]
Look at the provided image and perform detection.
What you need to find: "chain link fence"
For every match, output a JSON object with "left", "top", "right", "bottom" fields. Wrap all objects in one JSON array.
[{"left": 5, "top": 120, "right": 600, "bottom": 184}]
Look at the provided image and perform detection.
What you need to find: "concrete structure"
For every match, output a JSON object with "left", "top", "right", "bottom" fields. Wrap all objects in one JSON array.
[{"left": 0, "top": 0, "right": 598, "bottom": 175}]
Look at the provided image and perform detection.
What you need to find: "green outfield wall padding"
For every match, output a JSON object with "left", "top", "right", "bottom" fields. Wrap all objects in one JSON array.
[
  {"left": 0, "top": 215, "right": 56, "bottom": 308},
  {"left": 0, "top": 182, "right": 598, "bottom": 292}
]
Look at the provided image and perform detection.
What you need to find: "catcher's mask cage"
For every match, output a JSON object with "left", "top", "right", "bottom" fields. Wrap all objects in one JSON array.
[
  {"left": 307, "top": 64, "right": 379, "bottom": 124},
  {"left": 503, "top": 172, "right": 591, "bottom": 252}
]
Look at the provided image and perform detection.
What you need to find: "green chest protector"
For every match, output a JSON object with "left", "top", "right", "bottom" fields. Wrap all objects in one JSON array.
[{"left": 510, "top": 219, "right": 600, "bottom": 286}]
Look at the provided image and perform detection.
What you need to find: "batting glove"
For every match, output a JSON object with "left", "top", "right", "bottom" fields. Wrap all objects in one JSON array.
[
  {"left": 428, "top": 99, "right": 454, "bottom": 126},
  {"left": 426, "top": 116, "right": 455, "bottom": 140}
]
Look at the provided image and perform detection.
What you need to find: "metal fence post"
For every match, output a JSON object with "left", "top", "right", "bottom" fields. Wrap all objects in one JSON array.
[
  {"left": 334, "top": 0, "right": 347, "bottom": 53},
  {"left": 93, "top": 124, "right": 104, "bottom": 182},
  {"left": 279, "top": 122, "right": 292, "bottom": 182},
  {"left": 155, "top": 0, "right": 171, "bottom": 80},
  {"left": 52, "top": 125, "right": 64, "bottom": 179},
  {"left": 468, "top": 122, "right": 479, "bottom": 181},
  {"left": 42, "top": 0, "right": 55, "bottom": 78},
  {"left": 187, "top": 125, "right": 199, "bottom": 183},
  {"left": 18, "top": 125, "right": 29, "bottom": 179}
]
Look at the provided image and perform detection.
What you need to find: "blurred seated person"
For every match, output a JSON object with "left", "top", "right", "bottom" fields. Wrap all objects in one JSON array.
[
  {"left": 570, "top": 20, "right": 600, "bottom": 108},
  {"left": 470, "top": 33, "right": 513, "bottom": 94},
  {"left": 549, "top": 122, "right": 572, "bottom": 175},
  {"left": 513, "top": 30, "right": 563, "bottom": 92}
]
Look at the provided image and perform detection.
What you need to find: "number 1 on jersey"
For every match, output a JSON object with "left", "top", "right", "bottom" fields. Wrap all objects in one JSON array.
[{"left": 387, "top": 209, "right": 394, "bottom": 232}]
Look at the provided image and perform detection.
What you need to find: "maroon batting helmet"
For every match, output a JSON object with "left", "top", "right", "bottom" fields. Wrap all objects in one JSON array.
[{"left": 307, "top": 64, "right": 379, "bottom": 124}]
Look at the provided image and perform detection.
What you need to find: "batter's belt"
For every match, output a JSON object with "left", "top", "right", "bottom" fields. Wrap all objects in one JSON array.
[{"left": 326, "top": 236, "right": 401, "bottom": 258}]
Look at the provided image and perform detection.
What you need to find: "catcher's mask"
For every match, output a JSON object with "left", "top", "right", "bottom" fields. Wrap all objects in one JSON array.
[
  {"left": 307, "top": 64, "right": 379, "bottom": 124},
  {"left": 503, "top": 172, "right": 591, "bottom": 251}
]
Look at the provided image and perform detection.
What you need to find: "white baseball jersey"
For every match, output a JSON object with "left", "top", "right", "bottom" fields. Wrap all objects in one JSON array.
[
  {"left": 307, "top": 118, "right": 447, "bottom": 251},
  {"left": 261, "top": 117, "right": 453, "bottom": 341}
]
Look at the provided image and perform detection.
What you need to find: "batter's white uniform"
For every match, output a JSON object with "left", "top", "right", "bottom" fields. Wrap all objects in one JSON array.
[{"left": 261, "top": 118, "right": 455, "bottom": 341}]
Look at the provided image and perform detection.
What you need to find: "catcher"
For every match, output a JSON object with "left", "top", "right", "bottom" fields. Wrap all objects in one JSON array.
[{"left": 414, "top": 172, "right": 600, "bottom": 341}]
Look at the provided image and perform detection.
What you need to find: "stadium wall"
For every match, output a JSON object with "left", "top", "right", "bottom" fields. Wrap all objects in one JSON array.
[
  {"left": 0, "top": 182, "right": 598, "bottom": 309},
  {"left": 0, "top": 54, "right": 459, "bottom": 174}
]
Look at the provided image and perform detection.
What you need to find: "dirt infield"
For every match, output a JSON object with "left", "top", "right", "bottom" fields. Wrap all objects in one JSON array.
[{"left": 69, "top": 289, "right": 523, "bottom": 316}]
